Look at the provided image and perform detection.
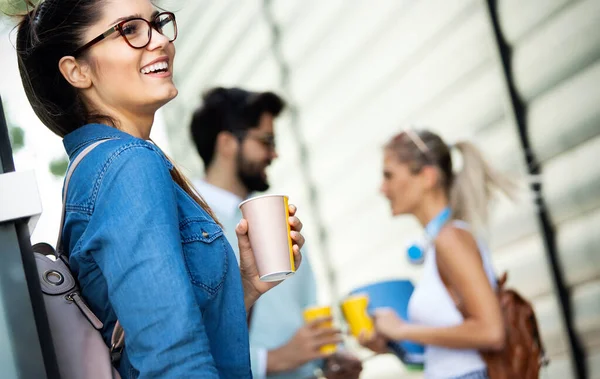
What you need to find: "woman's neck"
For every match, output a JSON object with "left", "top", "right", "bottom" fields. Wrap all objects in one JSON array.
[
  {"left": 414, "top": 193, "right": 450, "bottom": 228},
  {"left": 88, "top": 99, "right": 155, "bottom": 139},
  {"left": 113, "top": 111, "right": 154, "bottom": 140}
]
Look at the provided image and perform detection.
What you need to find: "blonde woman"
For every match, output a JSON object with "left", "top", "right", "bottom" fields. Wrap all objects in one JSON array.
[{"left": 360, "top": 129, "right": 515, "bottom": 379}]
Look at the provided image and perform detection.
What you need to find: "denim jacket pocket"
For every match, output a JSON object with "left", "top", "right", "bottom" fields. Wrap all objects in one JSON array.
[{"left": 180, "top": 218, "right": 229, "bottom": 297}]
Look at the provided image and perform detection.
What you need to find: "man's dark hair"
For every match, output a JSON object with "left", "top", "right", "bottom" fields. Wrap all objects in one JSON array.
[{"left": 190, "top": 87, "right": 285, "bottom": 167}]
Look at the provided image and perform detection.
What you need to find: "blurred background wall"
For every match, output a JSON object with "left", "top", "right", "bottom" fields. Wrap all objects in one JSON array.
[
  {"left": 160, "top": 0, "right": 600, "bottom": 378},
  {"left": 1, "top": 0, "right": 599, "bottom": 378}
]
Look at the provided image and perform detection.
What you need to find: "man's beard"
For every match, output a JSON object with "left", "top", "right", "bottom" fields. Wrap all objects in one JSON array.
[{"left": 237, "top": 152, "right": 270, "bottom": 193}]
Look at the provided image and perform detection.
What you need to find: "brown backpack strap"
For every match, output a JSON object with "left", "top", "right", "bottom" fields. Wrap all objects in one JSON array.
[{"left": 497, "top": 272, "right": 508, "bottom": 289}]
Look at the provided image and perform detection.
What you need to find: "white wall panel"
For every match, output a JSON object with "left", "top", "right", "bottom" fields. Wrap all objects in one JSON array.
[
  {"left": 211, "top": 21, "right": 273, "bottom": 85},
  {"left": 473, "top": 120, "right": 526, "bottom": 173},
  {"left": 573, "top": 282, "right": 600, "bottom": 351},
  {"left": 278, "top": 0, "right": 346, "bottom": 67},
  {"left": 557, "top": 207, "right": 600, "bottom": 288},
  {"left": 174, "top": 0, "right": 236, "bottom": 73},
  {"left": 511, "top": 0, "right": 600, "bottom": 102},
  {"left": 492, "top": 235, "right": 550, "bottom": 299},
  {"left": 541, "top": 355, "right": 576, "bottom": 379},
  {"left": 291, "top": 0, "right": 412, "bottom": 107},
  {"left": 303, "top": 6, "right": 490, "bottom": 146},
  {"left": 295, "top": 0, "right": 479, "bottom": 142},
  {"left": 534, "top": 294, "right": 571, "bottom": 358},
  {"left": 543, "top": 134, "right": 600, "bottom": 225},
  {"left": 498, "top": 0, "right": 573, "bottom": 45},
  {"left": 502, "top": 0, "right": 600, "bottom": 377},
  {"left": 177, "top": 2, "right": 262, "bottom": 102},
  {"left": 488, "top": 193, "right": 540, "bottom": 249},
  {"left": 589, "top": 351, "right": 600, "bottom": 379},
  {"left": 528, "top": 60, "right": 600, "bottom": 163},
  {"left": 411, "top": 66, "right": 506, "bottom": 139}
]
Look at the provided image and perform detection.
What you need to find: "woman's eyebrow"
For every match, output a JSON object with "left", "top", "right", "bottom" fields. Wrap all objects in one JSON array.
[
  {"left": 108, "top": 10, "right": 159, "bottom": 26},
  {"left": 109, "top": 13, "right": 141, "bottom": 25}
]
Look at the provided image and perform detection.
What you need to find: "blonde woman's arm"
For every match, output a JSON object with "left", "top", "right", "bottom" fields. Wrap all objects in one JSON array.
[{"left": 373, "top": 226, "right": 505, "bottom": 351}]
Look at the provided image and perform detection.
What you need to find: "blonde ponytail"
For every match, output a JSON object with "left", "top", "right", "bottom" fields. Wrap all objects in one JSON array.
[{"left": 449, "top": 141, "right": 516, "bottom": 227}]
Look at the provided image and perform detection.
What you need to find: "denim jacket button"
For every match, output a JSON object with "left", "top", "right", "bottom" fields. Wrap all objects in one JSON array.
[{"left": 202, "top": 231, "right": 209, "bottom": 238}]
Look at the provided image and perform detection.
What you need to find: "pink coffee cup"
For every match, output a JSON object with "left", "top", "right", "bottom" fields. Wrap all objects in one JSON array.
[{"left": 239, "top": 194, "right": 296, "bottom": 282}]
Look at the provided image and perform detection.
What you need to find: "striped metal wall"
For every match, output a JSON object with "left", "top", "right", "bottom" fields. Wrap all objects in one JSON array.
[{"left": 163, "top": 1, "right": 600, "bottom": 377}]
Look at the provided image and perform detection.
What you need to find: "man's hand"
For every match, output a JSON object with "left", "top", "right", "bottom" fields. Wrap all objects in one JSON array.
[
  {"left": 357, "top": 330, "right": 390, "bottom": 355},
  {"left": 267, "top": 316, "right": 341, "bottom": 374},
  {"left": 323, "top": 351, "right": 363, "bottom": 379}
]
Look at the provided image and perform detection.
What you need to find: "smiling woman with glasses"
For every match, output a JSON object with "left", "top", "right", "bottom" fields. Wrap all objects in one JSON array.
[{"left": 14, "top": 0, "right": 305, "bottom": 378}]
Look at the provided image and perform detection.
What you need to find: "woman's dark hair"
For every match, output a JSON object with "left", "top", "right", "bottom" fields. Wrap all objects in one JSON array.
[
  {"left": 15, "top": 0, "right": 220, "bottom": 223},
  {"left": 16, "top": 0, "right": 112, "bottom": 136}
]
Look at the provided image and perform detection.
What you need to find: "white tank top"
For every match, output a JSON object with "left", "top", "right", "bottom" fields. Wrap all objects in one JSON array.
[{"left": 407, "top": 221, "right": 497, "bottom": 379}]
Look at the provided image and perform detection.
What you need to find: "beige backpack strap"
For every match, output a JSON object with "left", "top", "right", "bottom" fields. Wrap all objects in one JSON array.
[
  {"left": 56, "top": 139, "right": 113, "bottom": 259},
  {"left": 56, "top": 138, "right": 127, "bottom": 362}
]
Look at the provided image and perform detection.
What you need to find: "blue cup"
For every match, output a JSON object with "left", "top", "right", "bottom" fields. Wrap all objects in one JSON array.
[{"left": 350, "top": 280, "right": 425, "bottom": 367}]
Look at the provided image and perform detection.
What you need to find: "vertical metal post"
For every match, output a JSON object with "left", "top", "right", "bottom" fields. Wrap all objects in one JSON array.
[
  {"left": 0, "top": 96, "right": 60, "bottom": 379},
  {"left": 482, "top": 2, "right": 588, "bottom": 378}
]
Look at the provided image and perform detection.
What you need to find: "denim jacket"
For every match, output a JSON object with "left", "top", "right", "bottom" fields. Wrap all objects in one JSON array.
[{"left": 61, "top": 124, "right": 252, "bottom": 379}]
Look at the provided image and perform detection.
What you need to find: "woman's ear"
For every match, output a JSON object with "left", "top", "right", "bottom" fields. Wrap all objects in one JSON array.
[
  {"left": 58, "top": 56, "right": 92, "bottom": 89},
  {"left": 420, "top": 165, "right": 441, "bottom": 190}
]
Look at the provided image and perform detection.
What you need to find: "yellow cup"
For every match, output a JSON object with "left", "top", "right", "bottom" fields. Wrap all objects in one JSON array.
[
  {"left": 341, "top": 294, "right": 374, "bottom": 339},
  {"left": 303, "top": 306, "right": 337, "bottom": 355}
]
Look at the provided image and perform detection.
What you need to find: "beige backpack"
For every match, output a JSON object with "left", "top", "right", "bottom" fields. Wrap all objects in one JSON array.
[{"left": 32, "top": 139, "right": 124, "bottom": 379}]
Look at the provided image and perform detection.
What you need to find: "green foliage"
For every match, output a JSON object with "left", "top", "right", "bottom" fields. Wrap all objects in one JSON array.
[
  {"left": 0, "top": 0, "right": 40, "bottom": 15},
  {"left": 49, "top": 156, "right": 69, "bottom": 177},
  {"left": 8, "top": 124, "right": 25, "bottom": 151}
]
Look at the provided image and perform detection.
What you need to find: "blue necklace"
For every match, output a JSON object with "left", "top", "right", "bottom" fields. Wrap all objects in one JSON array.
[{"left": 406, "top": 206, "right": 452, "bottom": 264}]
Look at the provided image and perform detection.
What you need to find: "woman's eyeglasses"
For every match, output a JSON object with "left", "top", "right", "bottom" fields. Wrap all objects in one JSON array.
[{"left": 73, "top": 11, "right": 177, "bottom": 56}]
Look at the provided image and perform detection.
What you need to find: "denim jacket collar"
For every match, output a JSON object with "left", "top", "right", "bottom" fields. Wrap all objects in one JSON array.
[
  {"left": 63, "top": 123, "right": 173, "bottom": 170},
  {"left": 63, "top": 124, "right": 134, "bottom": 160}
]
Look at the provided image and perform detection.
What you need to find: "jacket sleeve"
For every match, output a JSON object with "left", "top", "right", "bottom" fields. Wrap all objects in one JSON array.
[{"left": 82, "top": 145, "right": 219, "bottom": 378}]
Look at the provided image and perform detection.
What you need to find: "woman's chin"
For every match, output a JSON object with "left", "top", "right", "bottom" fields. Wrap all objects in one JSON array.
[
  {"left": 390, "top": 204, "right": 410, "bottom": 217},
  {"left": 162, "top": 86, "right": 178, "bottom": 102},
  {"left": 150, "top": 88, "right": 178, "bottom": 109}
]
